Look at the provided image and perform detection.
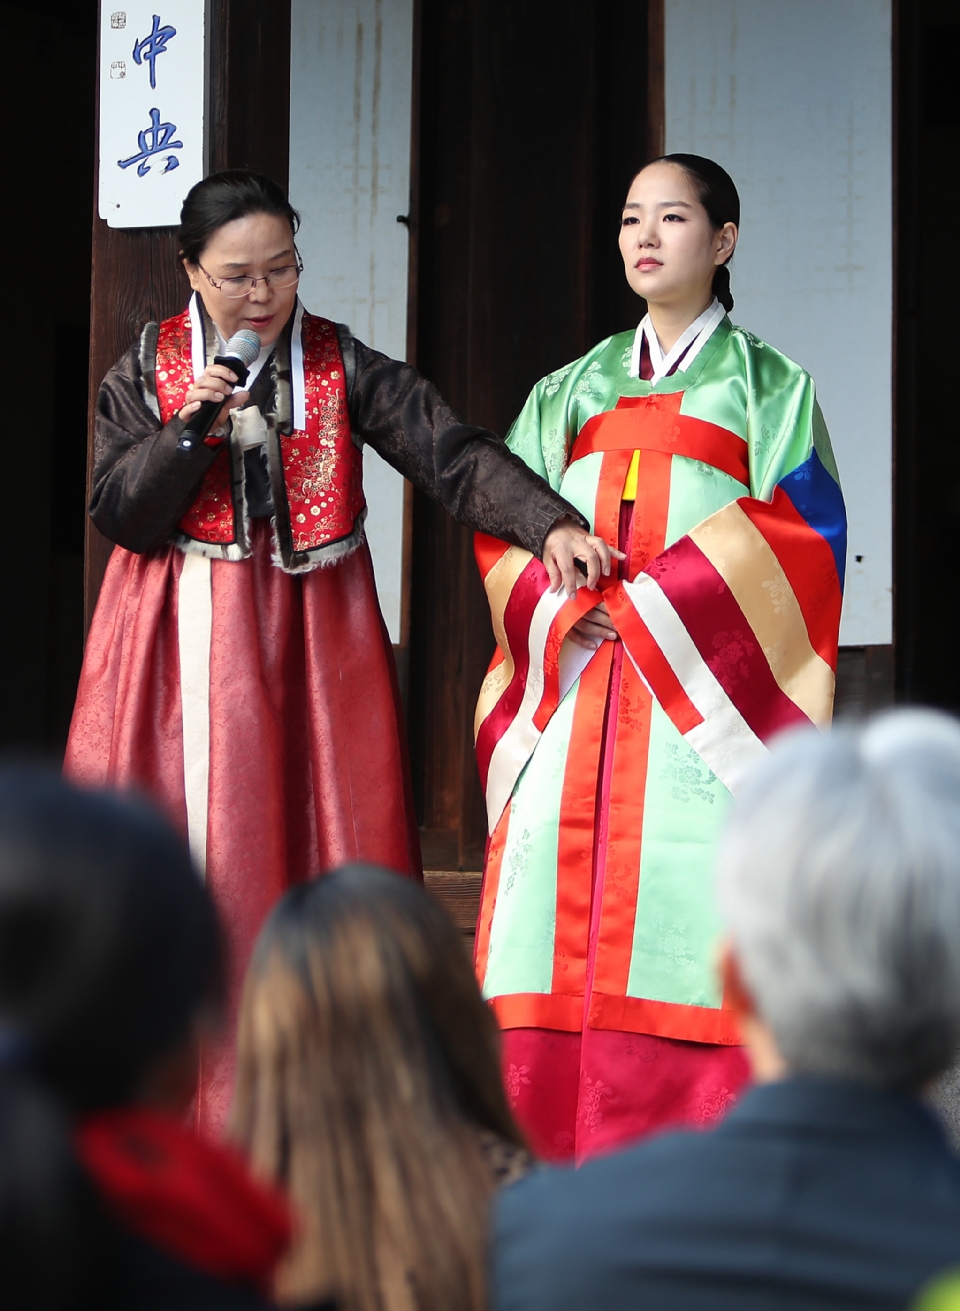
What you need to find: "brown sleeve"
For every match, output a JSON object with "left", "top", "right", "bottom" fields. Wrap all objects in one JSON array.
[
  {"left": 341, "top": 333, "right": 587, "bottom": 558},
  {"left": 89, "top": 338, "right": 220, "bottom": 553}
]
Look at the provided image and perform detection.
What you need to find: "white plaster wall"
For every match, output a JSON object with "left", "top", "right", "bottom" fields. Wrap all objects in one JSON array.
[
  {"left": 289, "top": 0, "right": 414, "bottom": 643},
  {"left": 665, "top": 0, "right": 892, "bottom": 645}
]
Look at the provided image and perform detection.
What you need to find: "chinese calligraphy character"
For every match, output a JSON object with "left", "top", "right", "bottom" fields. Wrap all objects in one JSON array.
[
  {"left": 110, "top": 60, "right": 126, "bottom": 79},
  {"left": 117, "top": 107, "right": 182, "bottom": 177},
  {"left": 110, "top": 11, "right": 126, "bottom": 29},
  {"left": 132, "top": 13, "right": 177, "bottom": 90}
]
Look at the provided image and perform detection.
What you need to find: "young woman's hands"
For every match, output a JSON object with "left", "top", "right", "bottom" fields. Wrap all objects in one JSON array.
[
  {"left": 568, "top": 601, "right": 618, "bottom": 650},
  {"left": 541, "top": 521, "right": 625, "bottom": 597},
  {"left": 178, "top": 363, "right": 250, "bottom": 431},
  {"left": 541, "top": 521, "right": 624, "bottom": 650}
]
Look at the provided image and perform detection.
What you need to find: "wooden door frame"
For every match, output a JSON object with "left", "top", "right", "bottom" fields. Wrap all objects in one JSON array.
[{"left": 408, "top": 0, "right": 668, "bottom": 892}]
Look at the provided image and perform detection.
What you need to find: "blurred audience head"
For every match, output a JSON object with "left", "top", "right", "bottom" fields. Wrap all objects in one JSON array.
[
  {"left": 0, "top": 766, "right": 220, "bottom": 1309},
  {"left": 716, "top": 710, "right": 960, "bottom": 1091},
  {"left": 233, "top": 863, "right": 525, "bottom": 1311}
]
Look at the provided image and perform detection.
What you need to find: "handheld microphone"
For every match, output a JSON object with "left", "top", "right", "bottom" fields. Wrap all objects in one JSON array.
[{"left": 176, "top": 329, "right": 262, "bottom": 457}]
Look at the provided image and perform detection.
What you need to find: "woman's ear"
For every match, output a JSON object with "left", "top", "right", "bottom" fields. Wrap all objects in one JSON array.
[
  {"left": 715, "top": 222, "right": 738, "bottom": 267},
  {"left": 182, "top": 259, "right": 201, "bottom": 293},
  {"left": 719, "top": 939, "right": 756, "bottom": 1020},
  {"left": 720, "top": 941, "right": 788, "bottom": 1082}
]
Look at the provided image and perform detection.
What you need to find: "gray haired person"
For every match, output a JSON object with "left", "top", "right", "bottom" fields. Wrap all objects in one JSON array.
[{"left": 492, "top": 711, "right": 960, "bottom": 1311}]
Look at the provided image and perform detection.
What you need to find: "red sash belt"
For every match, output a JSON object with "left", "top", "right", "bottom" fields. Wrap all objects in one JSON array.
[{"left": 572, "top": 392, "right": 749, "bottom": 487}]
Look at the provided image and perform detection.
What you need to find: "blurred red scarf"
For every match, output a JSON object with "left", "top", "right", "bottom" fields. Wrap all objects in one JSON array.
[{"left": 76, "top": 1107, "right": 291, "bottom": 1294}]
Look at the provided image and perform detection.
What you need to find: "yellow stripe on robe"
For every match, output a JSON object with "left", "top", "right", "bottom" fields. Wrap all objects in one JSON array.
[{"left": 622, "top": 450, "right": 640, "bottom": 500}]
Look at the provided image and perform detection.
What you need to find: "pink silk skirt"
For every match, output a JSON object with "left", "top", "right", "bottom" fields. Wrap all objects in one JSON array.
[
  {"left": 502, "top": 1026, "right": 749, "bottom": 1164},
  {"left": 66, "top": 522, "right": 420, "bottom": 1133}
]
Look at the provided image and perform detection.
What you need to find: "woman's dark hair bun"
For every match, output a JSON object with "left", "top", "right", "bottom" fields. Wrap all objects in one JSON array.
[
  {"left": 647, "top": 153, "right": 739, "bottom": 312},
  {"left": 712, "top": 263, "right": 734, "bottom": 314},
  {"left": 178, "top": 169, "right": 301, "bottom": 265}
]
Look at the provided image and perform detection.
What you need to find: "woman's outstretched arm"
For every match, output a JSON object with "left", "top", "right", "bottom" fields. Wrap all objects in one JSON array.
[{"left": 343, "top": 333, "right": 616, "bottom": 591}]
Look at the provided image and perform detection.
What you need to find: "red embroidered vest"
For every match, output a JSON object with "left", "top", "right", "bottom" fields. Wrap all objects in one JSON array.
[{"left": 154, "top": 307, "right": 364, "bottom": 561}]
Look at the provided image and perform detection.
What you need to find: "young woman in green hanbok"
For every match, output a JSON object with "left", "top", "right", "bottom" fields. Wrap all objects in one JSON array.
[{"left": 474, "top": 155, "right": 846, "bottom": 1162}]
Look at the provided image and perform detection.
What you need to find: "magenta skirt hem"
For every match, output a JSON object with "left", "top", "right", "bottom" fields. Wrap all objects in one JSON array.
[{"left": 502, "top": 1024, "right": 750, "bottom": 1163}]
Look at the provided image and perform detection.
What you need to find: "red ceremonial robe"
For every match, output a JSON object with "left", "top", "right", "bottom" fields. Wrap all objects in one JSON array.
[
  {"left": 66, "top": 307, "right": 419, "bottom": 1134},
  {"left": 478, "top": 316, "right": 844, "bottom": 1161}
]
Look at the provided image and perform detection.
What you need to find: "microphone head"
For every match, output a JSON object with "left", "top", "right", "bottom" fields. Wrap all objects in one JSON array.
[{"left": 222, "top": 329, "right": 261, "bottom": 366}]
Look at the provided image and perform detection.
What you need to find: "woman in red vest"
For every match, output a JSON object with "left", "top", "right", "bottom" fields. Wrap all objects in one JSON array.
[{"left": 65, "top": 170, "right": 611, "bottom": 1133}]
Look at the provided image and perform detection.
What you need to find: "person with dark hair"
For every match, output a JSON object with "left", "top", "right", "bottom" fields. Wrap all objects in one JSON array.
[
  {"left": 65, "top": 169, "right": 610, "bottom": 1130},
  {"left": 0, "top": 767, "right": 292, "bottom": 1310},
  {"left": 473, "top": 154, "right": 846, "bottom": 1160},
  {"left": 232, "top": 864, "right": 533, "bottom": 1311}
]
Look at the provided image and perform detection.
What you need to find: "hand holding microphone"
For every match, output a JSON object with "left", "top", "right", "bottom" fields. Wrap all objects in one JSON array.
[{"left": 176, "top": 329, "right": 262, "bottom": 456}]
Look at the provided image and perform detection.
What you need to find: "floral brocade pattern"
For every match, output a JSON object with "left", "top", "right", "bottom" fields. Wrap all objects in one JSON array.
[
  {"left": 180, "top": 449, "right": 235, "bottom": 543},
  {"left": 501, "top": 1026, "right": 751, "bottom": 1164},
  {"left": 660, "top": 741, "right": 720, "bottom": 806},
  {"left": 154, "top": 310, "right": 363, "bottom": 553},
  {"left": 281, "top": 315, "right": 364, "bottom": 553},
  {"left": 155, "top": 313, "right": 236, "bottom": 544}
]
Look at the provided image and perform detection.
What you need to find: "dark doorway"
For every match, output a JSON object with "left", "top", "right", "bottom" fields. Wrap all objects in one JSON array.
[
  {"left": 408, "top": 0, "right": 656, "bottom": 870},
  {"left": 0, "top": 0, "right": 96, "bottom": 754},
  {"left": 895, "top": 0, "right": 960, "bottom": 710}
]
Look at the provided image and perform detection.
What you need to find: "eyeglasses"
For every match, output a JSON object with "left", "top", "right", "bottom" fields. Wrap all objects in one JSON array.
[{"left": 198, "top": 250, "right": 304, "bottom": 298}]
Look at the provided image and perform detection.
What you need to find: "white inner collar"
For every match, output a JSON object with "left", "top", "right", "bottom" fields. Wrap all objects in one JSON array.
[{"left": 629, "top": 296, "right": 726, "bottom": 383}]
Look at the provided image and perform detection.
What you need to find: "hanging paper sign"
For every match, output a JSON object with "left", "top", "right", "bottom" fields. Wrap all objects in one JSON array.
[{"left": 98, "top": 2, "right": 205, "bottom": 228}]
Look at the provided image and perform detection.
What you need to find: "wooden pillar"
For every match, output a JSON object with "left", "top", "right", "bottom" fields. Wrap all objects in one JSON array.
[{"left": 84, "top": 0, "right": 292, "bottom": 626}]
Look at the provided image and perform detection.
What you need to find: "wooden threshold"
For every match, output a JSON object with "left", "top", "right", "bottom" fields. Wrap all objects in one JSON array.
[{"left": 424, "top": 869, "right": 482, "bottom": 942}]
